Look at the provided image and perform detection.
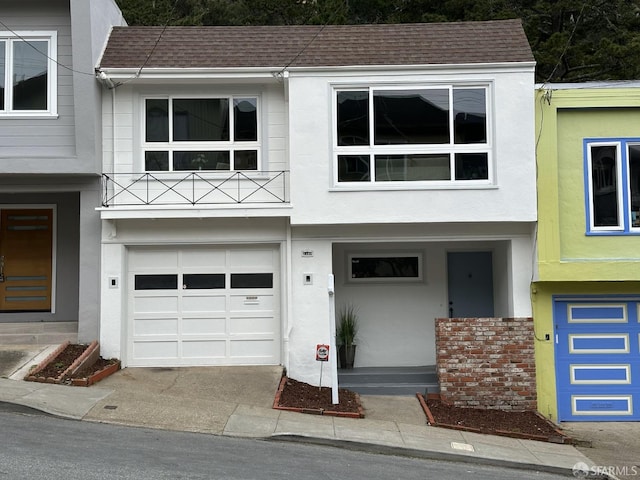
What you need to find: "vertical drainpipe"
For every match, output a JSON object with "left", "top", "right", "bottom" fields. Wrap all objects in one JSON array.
[
  {"left": 283, "top": 69, "right": 292, "bottom": 372},
  {"left": 285, "top": 221, "right": 293, "bottom": 371}
]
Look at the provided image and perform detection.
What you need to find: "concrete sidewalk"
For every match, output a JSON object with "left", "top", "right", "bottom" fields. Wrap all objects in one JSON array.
[{"left": 0, "top": 345, "right": 610, "bottom": 478}]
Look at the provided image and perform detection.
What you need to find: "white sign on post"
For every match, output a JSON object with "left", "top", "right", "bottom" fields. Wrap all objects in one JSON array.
[{"left": 316, "top": 344, "right": 329, "bottom": 361}]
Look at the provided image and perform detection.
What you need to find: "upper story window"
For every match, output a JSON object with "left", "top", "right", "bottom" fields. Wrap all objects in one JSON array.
[
  {"left": 585, "top": 139, "right": 640, "bottom": 234},
  {"left": 334, "top": 85, "right": 490, "bottom": 185},
  {"left": 0, "top": 32, "right": 57, "bottom": 116},
  {"left": 143, "top": 96, "right": 259, "bottom": 172}
]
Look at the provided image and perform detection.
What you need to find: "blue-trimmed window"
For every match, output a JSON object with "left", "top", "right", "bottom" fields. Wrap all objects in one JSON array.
[{"left": 585, "top": 139, "right": 640, "bottom": 234}]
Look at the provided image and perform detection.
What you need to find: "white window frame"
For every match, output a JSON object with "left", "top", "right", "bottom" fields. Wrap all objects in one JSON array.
[
  {"left": 332, "top": 84, "right": 492, "bottom": 188},
  {"left": 0, "top": 31, "right": 57, "bottom": 117},
  {"left": 347, "top": 252, "right": 424, "bottom": 283},
  {"left": 141, "top": 94, "right": 261, "bottom": 172},
  {"left": 585, "top": 138, "right": 640, "bottom": 235}
]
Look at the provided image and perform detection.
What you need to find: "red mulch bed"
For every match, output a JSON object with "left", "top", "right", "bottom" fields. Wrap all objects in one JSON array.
[
  {"left": 34, "top": 344, "right": 88, "bottom": 378},
  {"left": 423, "top": 396, "right": 568, "bottom": 442},
  {"left": 29, "top": 343, "right": 119, "bottom": 382},
  {"left": 276, "top": 377, "right": 362, "bottom": 414}
]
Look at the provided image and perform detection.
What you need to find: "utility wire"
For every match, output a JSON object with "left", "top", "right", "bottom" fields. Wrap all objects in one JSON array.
[
  {"left": 113, "top": 0, "right": 181, "bottom": 88},
  {"left": 276, "top": 3, "right": 346, "bottom": 78},
  {"left": 0, "top": 18, "right": 95, "bottom": 77},
  {"left": 540, "top": 2, "right": 587, "bottom": 87}
]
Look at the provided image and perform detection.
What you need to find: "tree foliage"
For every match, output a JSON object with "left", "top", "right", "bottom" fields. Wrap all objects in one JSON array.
[{"left": 115, "top": 0, "right": 640, "bottom": 82}]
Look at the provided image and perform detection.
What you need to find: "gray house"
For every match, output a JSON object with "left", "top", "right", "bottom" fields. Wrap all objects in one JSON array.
[{"left": 0, "top": 0, "right": 125, "bottom": 344}]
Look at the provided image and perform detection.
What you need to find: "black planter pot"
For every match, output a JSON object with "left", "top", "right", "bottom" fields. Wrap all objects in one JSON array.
[{"left": 338, "top": 345, "right": 357, "bottom": 369}]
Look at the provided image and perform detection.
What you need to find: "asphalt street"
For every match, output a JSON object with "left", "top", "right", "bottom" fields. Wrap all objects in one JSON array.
[{"left": 0, "top": 409, "right": 573, "bottom": 480}]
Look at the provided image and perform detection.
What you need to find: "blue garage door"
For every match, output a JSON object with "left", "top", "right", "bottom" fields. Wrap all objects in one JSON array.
[{"left": 555, "top": 298, "right": 640, "bottom": 421}]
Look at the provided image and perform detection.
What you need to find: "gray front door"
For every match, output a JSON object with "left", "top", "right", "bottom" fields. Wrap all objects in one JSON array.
[{"left": 447, "top": 251, "right": 494, "bottom": 318}]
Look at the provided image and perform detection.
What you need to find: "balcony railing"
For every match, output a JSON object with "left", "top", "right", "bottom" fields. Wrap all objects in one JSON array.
[{"left": 101, "top": 171, "right": 289, "bottom": 207}]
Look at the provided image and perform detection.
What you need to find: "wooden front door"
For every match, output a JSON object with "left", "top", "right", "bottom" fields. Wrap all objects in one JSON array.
[{"left": 0, "top": 209, "right": 53, "bottom": 312}]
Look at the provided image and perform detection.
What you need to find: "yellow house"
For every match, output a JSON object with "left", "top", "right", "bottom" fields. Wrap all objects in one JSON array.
[{"left": 534, "top": 83, "right": 640, "bottom": 422}]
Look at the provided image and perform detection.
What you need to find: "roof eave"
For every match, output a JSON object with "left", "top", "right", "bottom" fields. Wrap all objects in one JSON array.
[{"left": 97, "top": 61, "right": 536, "bottom": 82}]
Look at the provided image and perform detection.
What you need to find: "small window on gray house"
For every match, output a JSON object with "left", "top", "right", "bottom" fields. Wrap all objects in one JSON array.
[{"left": 0, "top": 35, "right": 54, "bottom": 114}]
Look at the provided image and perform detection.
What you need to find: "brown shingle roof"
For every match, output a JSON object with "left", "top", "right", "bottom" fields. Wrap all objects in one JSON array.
[{"left": 98, "top": 20, "right": 534, "bottom": 70}]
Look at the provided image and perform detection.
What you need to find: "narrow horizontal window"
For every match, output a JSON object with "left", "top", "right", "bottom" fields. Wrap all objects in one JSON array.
[
  {"left": 348, "top": 253, "right": 423, "bottom": 282},
  {"left": 230, "top": 273, "right": 273, "bottom": 288},
  {"left": 375, "top": 154, "right": 450, "bottom": 181},
  {"left": 173, "top": 151, "right": 229, "bottom": 171},
  {"left": 183, "top": 274, "right": 225, "bottom": 289},
  {"left": 134, "top": 274, "right": 178, "bottom": 290}
]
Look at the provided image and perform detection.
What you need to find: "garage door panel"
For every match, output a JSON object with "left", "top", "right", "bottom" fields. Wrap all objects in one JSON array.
[
  {"left": 228, "top": 249, "right": 273, "bottom": 269},
  {"left": 134, "top": 295, "right": 179, "bottom": 313},
  {"left": 230, "top": 316, "right": 275, "bottom": 334},
  {"left": 556, "top": 298, "right": 640, "bottom": 421},
  {"left": 569, "top": 334, "right": 629, "bottom": 354},
  {"left": 230, "top": 338, "right": 276, "bottom": 358},
  {"left": 134, "top": 341, "right": 179, "bottom": 359},
  {"left": 128, "top": 246, "right": 280, "bottom": 367},
  {"left": 229, "top": 294, "right": 273, "bottom": 311},
  {"left": 130, "top": 250, "right": 179, "bottom": 269},
  {"left": 181, "top": 249, "right": 226, "bottom": 268},
  {"left": 568, "top": 304, "right": 627, "bottom": 323},
  {"left": 570, "top": 365, "right": 631, "bottom": 384},
  {"left": 181, "top": 340, "right": 226, "bottom": 358},
  {"left": 572, "top": 395, "right": 633, "bottom": 417},
  {"left": 134, "top": 318, "right": 179, "bottom": 336},
  {"left": 182, "top": 295, "right": 226, "bottom": 313},
  {"left": 182, "top": 317, "right": 226, "bottom": 335}
]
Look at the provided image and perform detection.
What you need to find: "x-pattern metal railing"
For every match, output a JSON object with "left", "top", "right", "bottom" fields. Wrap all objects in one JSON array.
[{"left": 102, "top": 171, "right": 289, "bottom": 207}]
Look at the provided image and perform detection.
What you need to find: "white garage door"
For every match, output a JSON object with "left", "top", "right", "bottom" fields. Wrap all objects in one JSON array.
[{"left": 127, "top": 246, "right": 280, "bottom": 366}]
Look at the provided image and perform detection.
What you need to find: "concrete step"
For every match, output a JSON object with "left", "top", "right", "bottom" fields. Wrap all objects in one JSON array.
[
  {"left": 338, "top": 366, "right": 439, "bottom": 396},
  {"left": 0, "top": 322, "right": 77, "bottom": 345}
]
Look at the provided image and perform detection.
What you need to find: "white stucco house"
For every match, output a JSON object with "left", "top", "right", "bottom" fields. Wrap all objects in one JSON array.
[{"left": 95, "top": 20, "right": 537, "bottom": 388}]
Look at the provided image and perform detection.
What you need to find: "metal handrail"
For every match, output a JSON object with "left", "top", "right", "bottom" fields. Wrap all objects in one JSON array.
[{"left": 101, "top": 171, "right": 289, "bottom": 207}]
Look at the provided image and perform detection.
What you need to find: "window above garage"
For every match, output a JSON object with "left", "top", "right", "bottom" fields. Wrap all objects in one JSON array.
[
  {"left": 585, "top": 138, "right": 640, "bottom": 235},
  {"left": 333, "top": 85, "right": 491, "bottom": 186},
  {"left": 143, "top": 96, "right": 259, "bottom": 172}
]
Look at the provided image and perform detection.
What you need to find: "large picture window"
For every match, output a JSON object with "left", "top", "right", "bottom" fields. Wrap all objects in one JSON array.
[
  {"left": 335, "top": 86, "right": 490, "bottom": 184},
  {"left": 143, "top": 96, "right": 259, "bottom": 172},
  {"left": 586, "top": 139, "right": 640, "bottom": 234},
  {"left": 0, "top": 32, "right": 56, "bottom": 115}
]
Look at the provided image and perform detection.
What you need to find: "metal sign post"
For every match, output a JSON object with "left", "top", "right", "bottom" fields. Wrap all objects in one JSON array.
[{"left": 328, "top": 274, "right": 339, "bottom": 404}]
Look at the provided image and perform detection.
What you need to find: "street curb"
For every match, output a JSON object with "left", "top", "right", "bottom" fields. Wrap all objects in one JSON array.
[{"left": 267, "top": 434, "right": 612, "bottom": 479}]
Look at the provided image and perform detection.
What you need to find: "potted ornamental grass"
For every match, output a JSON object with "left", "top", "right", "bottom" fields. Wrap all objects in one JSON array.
[{"left": 337, "top": 304, "right": 359, "bottom": 369}]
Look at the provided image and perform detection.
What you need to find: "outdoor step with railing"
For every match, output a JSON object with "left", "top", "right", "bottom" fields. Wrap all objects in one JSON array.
[{"left": 338, "top": 366, "right": 439, "bottom": 396}]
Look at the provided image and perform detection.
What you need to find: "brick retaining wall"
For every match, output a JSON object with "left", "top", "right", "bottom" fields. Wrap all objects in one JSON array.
[{"left": 435, "top": 317, "right": 537, "bottom": 410}]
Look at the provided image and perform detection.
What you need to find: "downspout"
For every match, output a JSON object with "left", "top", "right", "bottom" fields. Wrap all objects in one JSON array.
[
  {"left": 285, "top": 220, "right": 293, "bottom": 371},
  {"left": 282, "top": 70, "right": 292, "bottom": 372}
]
